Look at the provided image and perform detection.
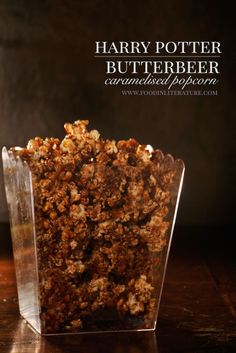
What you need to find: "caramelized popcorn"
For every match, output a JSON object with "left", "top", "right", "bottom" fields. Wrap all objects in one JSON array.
[{"left": 12, "top": 120, "right": 184, "bottom": 334}]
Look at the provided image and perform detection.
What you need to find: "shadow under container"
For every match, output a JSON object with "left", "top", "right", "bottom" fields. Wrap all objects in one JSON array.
[{"left": 2, "top": 146, "right": 184, "bottom": 335}]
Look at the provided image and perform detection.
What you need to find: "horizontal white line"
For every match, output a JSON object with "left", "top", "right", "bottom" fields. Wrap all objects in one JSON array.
[{"left": 94, "top": 55, "right": 221, "bottom": 58}]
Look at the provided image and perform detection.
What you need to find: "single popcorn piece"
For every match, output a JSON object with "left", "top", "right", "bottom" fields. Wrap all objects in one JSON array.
[{"left": 11, "top": 119, "right": 184, "bottom": 334}]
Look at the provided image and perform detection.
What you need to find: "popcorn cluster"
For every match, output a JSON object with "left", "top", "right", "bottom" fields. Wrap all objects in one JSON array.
[{"left": 13, "top": 120, "right": 182, "bottom": 333}]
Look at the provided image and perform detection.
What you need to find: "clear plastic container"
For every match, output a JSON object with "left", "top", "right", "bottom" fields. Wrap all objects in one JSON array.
[{"left": 2, "top": 146, "right": 184, "bottom": 335}]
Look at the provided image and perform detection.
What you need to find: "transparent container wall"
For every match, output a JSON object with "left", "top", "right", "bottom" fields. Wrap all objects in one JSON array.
[
  {"left": 2, "top": 146, "right": 184, "bottom": 335},
  {"left": 2, "top": 147, "right": 40, "bottom": 333}
]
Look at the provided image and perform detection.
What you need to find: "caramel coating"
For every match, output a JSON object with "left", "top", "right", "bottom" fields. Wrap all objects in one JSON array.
[{"left": 13, "top": 120, "right": 181, "bottom": 333}]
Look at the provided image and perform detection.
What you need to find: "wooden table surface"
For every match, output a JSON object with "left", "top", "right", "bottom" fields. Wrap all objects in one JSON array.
[{"left": 0, "top": 225, "right": 235, "bottom": 353}]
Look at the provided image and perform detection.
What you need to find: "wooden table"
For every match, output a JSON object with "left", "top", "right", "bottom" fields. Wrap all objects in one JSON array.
[{"left": 0, "top": 225, "right": 235, "bottom": 352}]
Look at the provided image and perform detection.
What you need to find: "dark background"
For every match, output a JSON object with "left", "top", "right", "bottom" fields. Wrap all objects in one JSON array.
[
  {"left": 0, "top": 3, "right": 236, "bottom": 351},
  {"left": 0, "top": 0, "right": 235, "bottom": 228}
]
